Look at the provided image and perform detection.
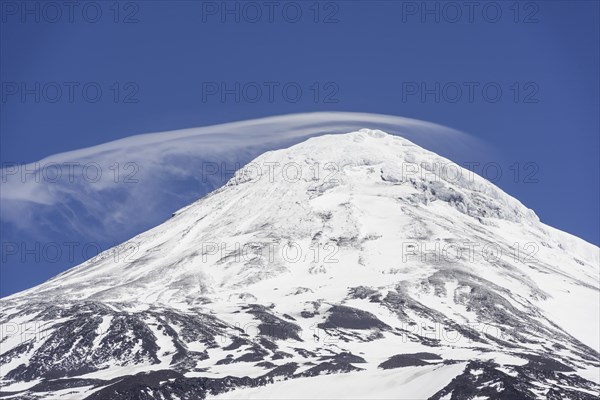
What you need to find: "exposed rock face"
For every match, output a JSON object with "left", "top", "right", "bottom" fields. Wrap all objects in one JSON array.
[{"left": 1, "top": 130, "right": 598, "bottom": 399}]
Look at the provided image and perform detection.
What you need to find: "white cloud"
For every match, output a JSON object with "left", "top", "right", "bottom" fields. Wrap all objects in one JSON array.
[{"left": 0, "top": 112, "right": 485, "bottom": 241}]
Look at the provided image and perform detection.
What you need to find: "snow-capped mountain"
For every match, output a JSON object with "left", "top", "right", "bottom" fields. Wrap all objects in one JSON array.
[{"left": 1, "top": 130, "right": 598, "bottom": 399}]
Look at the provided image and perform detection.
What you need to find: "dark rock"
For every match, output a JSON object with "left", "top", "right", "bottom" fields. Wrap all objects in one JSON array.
[
  {"left": 378, "top": 353, "right": 441, "bottom": 369},
  {"left": 318, "top": 305, "right": 389, "bottom": 330}
]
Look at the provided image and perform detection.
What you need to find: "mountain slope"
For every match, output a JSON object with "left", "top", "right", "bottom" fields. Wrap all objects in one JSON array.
[{"left": 1, "top": 130, "right": 598, "bottom": 399}]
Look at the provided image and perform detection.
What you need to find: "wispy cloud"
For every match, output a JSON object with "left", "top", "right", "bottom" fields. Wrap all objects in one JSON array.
[{"left": 1, "top": 112, "right": 484, "bottom": 242}]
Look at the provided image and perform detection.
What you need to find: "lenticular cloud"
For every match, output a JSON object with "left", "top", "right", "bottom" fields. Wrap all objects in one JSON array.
[{"left": 1, "top": 112, "right": 483, "bottom": 243}]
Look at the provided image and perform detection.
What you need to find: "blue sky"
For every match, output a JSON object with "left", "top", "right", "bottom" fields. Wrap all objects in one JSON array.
[{"left": 1, "top": 1, "right": 599, "bottom": 297}]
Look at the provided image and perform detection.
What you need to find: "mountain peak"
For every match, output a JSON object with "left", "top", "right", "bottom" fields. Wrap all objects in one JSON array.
[
  {"left": 7, "top": 130, "right": 592, "bottom": 305},
  {"left": 1, "top": 130, "right": 598, "bottom": 399},
  {"left": 223, "top": 129, "right": 538, "bottom": 225}
]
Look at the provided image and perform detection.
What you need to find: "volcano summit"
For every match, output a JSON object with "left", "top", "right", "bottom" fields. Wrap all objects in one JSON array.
[{"left": 1, "top": 130, "right": 598, "bottom": 399}]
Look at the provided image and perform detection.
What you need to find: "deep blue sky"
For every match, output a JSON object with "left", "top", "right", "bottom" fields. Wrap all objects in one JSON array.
[{"left": 1, "top": 1, "right": 599, "bottom": 296}]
